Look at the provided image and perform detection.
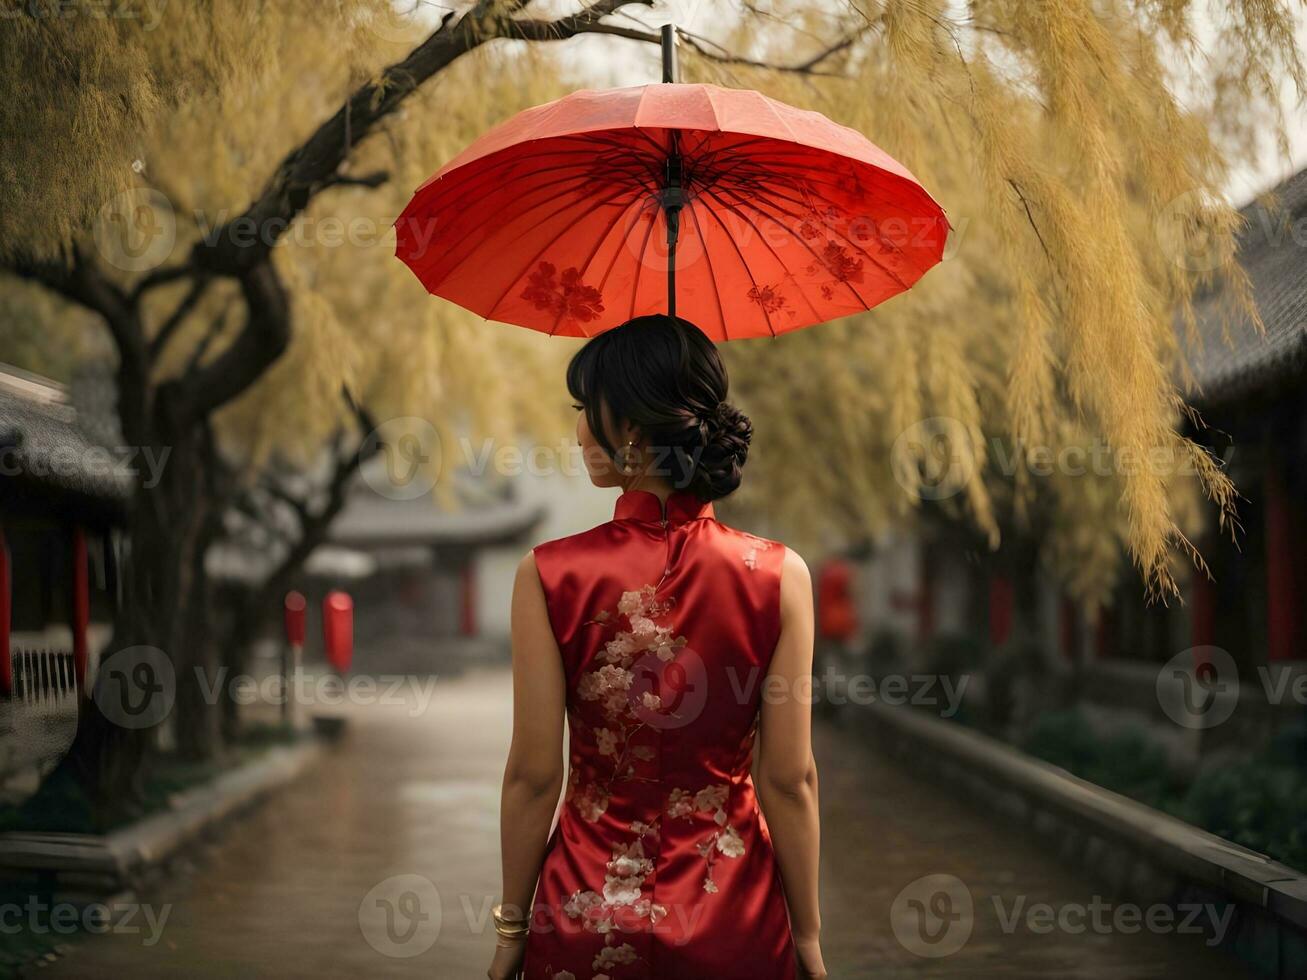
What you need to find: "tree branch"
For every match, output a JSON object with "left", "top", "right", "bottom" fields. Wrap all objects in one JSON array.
[
  {"left": 130, "top": 263, "right": 193, "bottom": 302},
  {"left": 167, "top": 261, "right": 290, "bottom": 423},
  {"left": 320, "top": 170, "right": 390, "bottom": 191},
  {"left": 676, "top": 26, "right": 861, "bottom": 75},
  {"left": 501, "top": 0, "right": 652, "bottom": 42},
  {"left": 5, "top": 247, "right": 152, "bottom": 444},
  {"left": 254, "top": 394, "right": 380, "bottom": 603},
  {"left": 565, "top": 22, "right": 862, "bottom": 76},
  {"left": 192, "top": 0, "right": 648, "bottom": 276},
  {"left": 149, "top": 274, "right": 212, "bottom": 363}
]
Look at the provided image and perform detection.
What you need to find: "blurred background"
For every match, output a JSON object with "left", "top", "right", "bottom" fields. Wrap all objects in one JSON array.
[{"left": 0, "top": 0, "right": 1305, "bottom": 977}]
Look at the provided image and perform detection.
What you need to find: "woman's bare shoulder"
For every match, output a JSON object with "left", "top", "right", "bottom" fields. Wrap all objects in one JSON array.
[{"left": 779, "top": 544, "right": 812, "bottom": 596}]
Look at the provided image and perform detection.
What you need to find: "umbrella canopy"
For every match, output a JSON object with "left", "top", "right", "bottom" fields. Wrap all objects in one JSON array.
[{"left": 395, "top": 82, "right": 950, "bottom": 340}]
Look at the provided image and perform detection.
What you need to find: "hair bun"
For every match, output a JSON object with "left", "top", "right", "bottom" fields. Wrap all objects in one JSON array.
[{"left": 692, "top": 400, "right": 752, "bottom": 501}]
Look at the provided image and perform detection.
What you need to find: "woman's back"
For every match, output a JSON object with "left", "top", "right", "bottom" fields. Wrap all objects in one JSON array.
[{"left": 523, "top": 487, "right": 797, "bottom": 979}]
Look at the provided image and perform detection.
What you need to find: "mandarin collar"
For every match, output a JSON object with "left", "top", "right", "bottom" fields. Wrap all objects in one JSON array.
[{"left": 614, "top": 488, "right": 715, "bottom": 525}]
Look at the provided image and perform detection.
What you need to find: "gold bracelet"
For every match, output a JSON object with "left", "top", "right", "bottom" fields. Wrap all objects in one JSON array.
[{"left": 492, "top": 903, "right": 530, "bottom": 939}]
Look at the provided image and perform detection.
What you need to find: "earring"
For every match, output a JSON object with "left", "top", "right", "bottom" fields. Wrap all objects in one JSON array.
[{"left": 616, "top": 440, "right": 640, "bottom": 475}]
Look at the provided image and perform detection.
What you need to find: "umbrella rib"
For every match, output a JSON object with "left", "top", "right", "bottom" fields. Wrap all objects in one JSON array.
[
  {"left": 692, "top": 189, "right": 781, "bottom": 338},
  {"left": 716, "top": 184, "right": 882, "bottom": 313},
  {"left": 759, "top": 91, "right": 802, "bottom": 145},
  {"left": 424, "top": 159, "right": 651, "bottom": 223},
  {"left": 420, "top": 140, "right": 664, "bottom": 214},
  {"left": 548, "top": 194, "right": 646, "bottom": 337},
  {"left": 587, "top": 202, "right": 653, "bottom": 323},
  {"left": 724, "top": 157, "right": 943, "bottom": 269},
  {"left": 593, "top": 199, "right": 652, "bottom": 299},
  {"left": 629, "top": 203, "right": 660, "bottom": 321},
  {"left": 698, "top": 185, "right": 828, "bottom": 326},
  {"left": 420, "top": 147, "right": 630, "bottom": 206},
  {"left": 431, "top": 177, "right": 644, "bottom": 288},
  {"left": 481, "top": 184, "right": 647, "bottom": 324},
  {"left": 682, "top": 200, "right": 729, "bottom": 340},
  {"left": 701, "top": 144, "right": 937, "bottom": 227},
  {"left": 735, "top": 177, "right": 911, "bottom": 292}
]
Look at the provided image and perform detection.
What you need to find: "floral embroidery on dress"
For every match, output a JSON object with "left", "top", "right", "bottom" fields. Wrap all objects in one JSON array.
[
  {"left": 562, "top": 835, "right": 668, "bottom": 937},
  {"left": 663, "top": 782, "right": 746, "bottom": 893},
  {"left": 555, "top": 584, "right": 694, "bottom": 976},
  {"left": 739, "top": 533, "right": 773, "bottom": 570},
  {"left": 566, "top": 586, "right": 690, "bottom": 824},
  {"left": 561, "top": 825, "right": 667, "bottom": 977},
  {"left": 594, "top": 944, "right": 638, "bottom": 972}
]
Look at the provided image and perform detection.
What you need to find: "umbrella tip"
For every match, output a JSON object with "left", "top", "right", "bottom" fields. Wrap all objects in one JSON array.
[{"left": 661, "top": 24, "right": 678, "bottom": 84}]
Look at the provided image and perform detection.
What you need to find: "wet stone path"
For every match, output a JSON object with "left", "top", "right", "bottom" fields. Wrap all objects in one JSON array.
[{"left": 37, "top": 666, "right": 1249, "bottom": 979}]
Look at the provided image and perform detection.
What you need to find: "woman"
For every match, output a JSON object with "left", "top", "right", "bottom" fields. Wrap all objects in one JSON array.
[{"left": 488, "top": 315, "right": 825, "bottom": 980}]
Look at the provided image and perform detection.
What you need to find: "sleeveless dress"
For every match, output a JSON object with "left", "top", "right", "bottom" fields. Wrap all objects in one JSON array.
[{"left": 523, "top": 487, "right": 797, "bottom": 980}]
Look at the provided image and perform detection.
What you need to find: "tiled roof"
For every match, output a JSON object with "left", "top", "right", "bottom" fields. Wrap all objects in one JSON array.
[
  {"left": 0, "top": 368, "right": 132, "bottom": 520},
  {"left": 1183, "top": 168, "right": 1307, "bottom": 405}
]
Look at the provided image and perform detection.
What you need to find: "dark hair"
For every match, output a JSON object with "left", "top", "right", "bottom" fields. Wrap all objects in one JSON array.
[{"left": 567, "top": 315, "right": 752, "bottom": 502}]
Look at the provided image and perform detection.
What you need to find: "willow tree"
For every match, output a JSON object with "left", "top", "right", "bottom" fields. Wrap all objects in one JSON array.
[
  {"left": 0, "top": 0, "right": 672, "bottom": 818},
  {"left": 3, "top": 0, "right": 1301, "bottom": 820},
  {"left": 694, "top": 0, "right": 1303, "bottom": 608}
]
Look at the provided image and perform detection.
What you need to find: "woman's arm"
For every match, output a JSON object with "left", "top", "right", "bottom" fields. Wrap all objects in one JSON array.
[
  {"left": 488, "top": 552, "right": 567, "bottom": 980},
  {"left": 755, "top": 546, "right": 826, "bottom": 979}
]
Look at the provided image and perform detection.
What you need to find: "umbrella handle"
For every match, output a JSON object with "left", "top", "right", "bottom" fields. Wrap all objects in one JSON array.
[
  {"left": 663, "top": 153, "right": 684, "bottom": 317},
  {"left": 661, "top": 24, "right": 681, "bottom": 317}
]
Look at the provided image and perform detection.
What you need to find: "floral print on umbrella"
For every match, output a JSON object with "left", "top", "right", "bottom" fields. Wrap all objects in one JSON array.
[
  {"left": 807, "top": 240, "right": 864, "bottom": 285},
  {"left": 521, "top": 261, "right": 605, "bottom": 323},
  {"left": 746, "top": 284, "right": 793, "bottom": 317}
]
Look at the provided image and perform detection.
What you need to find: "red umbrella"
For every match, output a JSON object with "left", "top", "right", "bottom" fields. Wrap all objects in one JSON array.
[{"left": 395, "top": 28, "right": 949, "bottom": 341}]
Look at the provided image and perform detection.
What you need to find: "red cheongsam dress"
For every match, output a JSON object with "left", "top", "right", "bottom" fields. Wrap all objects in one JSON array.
[{"left": 523, "top": 487, "right": 797, "bottom": 980}]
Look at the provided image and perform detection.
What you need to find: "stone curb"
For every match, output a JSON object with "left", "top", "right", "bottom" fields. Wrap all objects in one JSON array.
[
  {"left": 0, "top": 740, "right": 323, "bottom": 894},
  {"left": 853, "top": 702, "right": 1307, "bottom": 978}
]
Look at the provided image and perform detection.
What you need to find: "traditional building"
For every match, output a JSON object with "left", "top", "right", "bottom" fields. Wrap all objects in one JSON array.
[
  {"left": 836, "top": 167, "right": 1307, "bottom": 760},
  {"left": 0, "top": 365, "right": 130, "bottom": 800}
]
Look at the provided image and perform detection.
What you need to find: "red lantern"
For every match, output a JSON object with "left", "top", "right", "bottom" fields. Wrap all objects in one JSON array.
[
  {"left": 817, "top": 558, "right": 857, "bottom": 643},
  {"left": 322, "top": 591, "right": 354, "bottom": 673},
  {"left": 283, "top": 591, "right": 307, "bottom": 647}
]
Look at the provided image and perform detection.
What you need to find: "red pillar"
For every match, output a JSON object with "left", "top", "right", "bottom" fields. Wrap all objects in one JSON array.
[
  {"left": 460, "top": 561, "right": 477, "bottom": 637},
  {"left": 0, "top": 527, "right": 10, "bottom": 696},
  {"left": 988, "top": 573, "right": 1013, "bottom": 647},
  {"left": 71, "top": 527, "right": 89, "bottom": 689},
  {"left": 1265, "top": 455, "right": 1297, "bottom": 662}
]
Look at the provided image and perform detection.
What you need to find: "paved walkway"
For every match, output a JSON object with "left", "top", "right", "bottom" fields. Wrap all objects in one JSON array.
[{"left": 38, "top": 666, "right": 1250, "bottom": 978}]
